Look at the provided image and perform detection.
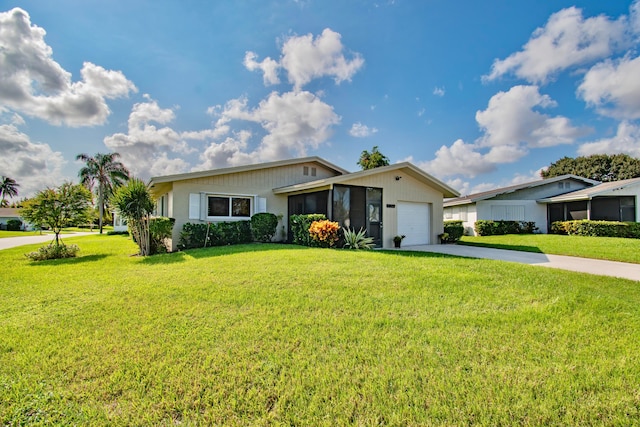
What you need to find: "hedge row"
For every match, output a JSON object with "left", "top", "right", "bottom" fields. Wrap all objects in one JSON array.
[
  {"left": 178, "top": 221, "right": 253, "bottom": 250},
  {"left": 551, "top": 220, "right": 640, "bottom": 238},
  {"left": 441, "top": 220, "right": 464, "bottom": 243},
  {"left": 474, "top": 220, "right": 538, "bottom": 236}
]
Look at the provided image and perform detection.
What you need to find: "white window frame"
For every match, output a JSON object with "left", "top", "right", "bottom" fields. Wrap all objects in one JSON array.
[
  {"left": 189, "top": 193, "right": 267, "bottom": 221},
  {"left": 206, "top": 194, "right": 254, "bottom": 221}
]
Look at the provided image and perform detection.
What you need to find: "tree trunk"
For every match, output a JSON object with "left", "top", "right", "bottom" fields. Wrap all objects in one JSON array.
[{"left": 98, "top": 185, "right": 104, "bottom": 234}]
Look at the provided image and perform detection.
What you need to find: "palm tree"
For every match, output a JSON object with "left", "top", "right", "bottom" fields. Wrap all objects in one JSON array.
[
  {"left": 0, "top": 176, "right": 19, "bottom": 207},
  {"left": 111, "top": 178, "right": 154, "bottom": 256},
  {"left": 76, "top": 152, "right": 130, "bottom": 234}
]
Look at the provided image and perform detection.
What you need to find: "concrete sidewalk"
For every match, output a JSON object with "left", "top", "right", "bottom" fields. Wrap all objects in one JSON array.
[
  {"left": 402, "top": 244, "right": 640, "bottom": 282},
  {"left": 0, "top": 232, "right": 98, "bottom": 250}
]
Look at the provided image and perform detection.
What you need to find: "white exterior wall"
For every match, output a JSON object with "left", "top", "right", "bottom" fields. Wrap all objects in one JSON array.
[
  {"left": 444, "top": 204, "right": 477, "bottom": 235},
  {"left": 476, "top": 200, "right": 548, "bottom": 233}
]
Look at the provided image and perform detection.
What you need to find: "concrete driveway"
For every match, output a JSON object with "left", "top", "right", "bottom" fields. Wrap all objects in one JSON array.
[
  {"left": 402, "top": 244, "right": 640, "bottom": 282},
  {"left": 0, "top": 232, "right": 97, "bottom": 250}
]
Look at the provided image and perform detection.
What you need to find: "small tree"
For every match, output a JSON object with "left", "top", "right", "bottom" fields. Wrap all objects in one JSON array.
[
  {"left": 20, "top": 183, "right": 92, "bottom": 247},
  {"left": 111, "top": 178, "right": 154, "bottom": 256},
  {"left": 357, "top": 146, "right": 390, "bottom": 170}
]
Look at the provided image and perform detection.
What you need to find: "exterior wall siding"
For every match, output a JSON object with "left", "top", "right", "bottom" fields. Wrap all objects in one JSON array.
[
  {"left": 476, "top": 200, "right": 548, "bottom": 233},
  {"left": 493, "top": 179, "right": 592, "bottom": 201},
  {"left": 338, "top": 171, "right": 445, "bottom": 247},
  {"left": 166, "top": 162, "right": 340, "bottom": 251}
]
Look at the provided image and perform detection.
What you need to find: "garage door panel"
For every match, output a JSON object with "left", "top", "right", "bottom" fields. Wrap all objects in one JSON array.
[{"left": 397, "top": 202, "right": 430, "bottom": 245}]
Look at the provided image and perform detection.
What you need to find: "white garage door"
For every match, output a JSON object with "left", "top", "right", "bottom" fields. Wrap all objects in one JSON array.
[{"left": 397, "top": 202, "right": 430, "bottom": 246}]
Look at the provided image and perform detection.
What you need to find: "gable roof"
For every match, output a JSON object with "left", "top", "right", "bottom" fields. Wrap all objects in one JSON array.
[
  {"left": 538, "top": 177, "right": 640, "bottom": 203},
  {"left": 443, "top": 174, "right": 600, "bottom": 207},
  {"left": 274, "top": 162, "right": 460, "bottom": 198},
  {"left": 0, "top": 208, "right": 20, "bottom": 218},
  {"left": 149, "top": 156, "right": 349, "bottom": 186}
]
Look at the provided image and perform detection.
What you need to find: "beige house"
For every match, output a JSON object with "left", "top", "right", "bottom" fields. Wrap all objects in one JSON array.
[{"left": 149, "top": 157, "right": 459, "bottom": 251}]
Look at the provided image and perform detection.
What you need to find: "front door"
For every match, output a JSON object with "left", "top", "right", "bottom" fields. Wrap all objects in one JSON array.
[{"left": 366, "top": 188, "right": 382, "bottom": 247}]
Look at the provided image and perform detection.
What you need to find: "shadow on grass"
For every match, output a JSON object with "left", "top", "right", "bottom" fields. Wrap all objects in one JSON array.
[
  {"left": 378, "top": 249, "right": 470, "bottom": 260},
  {"left": 139, "top": 243, "right": 309, "bottom": 264},
  {"left": 29, "top": 254, "right": 109, "bottom": 266},
  {"left": 457, "top": 241, "right": 544, "bottom": 254}
]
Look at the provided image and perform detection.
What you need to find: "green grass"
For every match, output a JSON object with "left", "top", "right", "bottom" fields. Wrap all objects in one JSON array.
[
  {"left": 0, "top": 230, "right": 41, "bottom": 238},
  {"left": 2, "top": 236, "right": 640, "bottom": 425},
  {"left": 459, "top": 234, "right": 640, "bottom": 264}
]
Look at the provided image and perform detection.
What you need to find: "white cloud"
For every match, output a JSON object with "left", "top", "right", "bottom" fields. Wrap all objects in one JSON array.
[
  {"left": 104, "top": 97, "right": 193, "bottom": 179},
  {"left": 577, "top": 54, "right": 640, "bottom": 119},
  {"left": 419, "top": 86, "right": 587, "bottom": 180},
  {"left": 0, "top": 8, "right": 137, "bottom": 126},
  {"left": 216, "top": 90, "right": 340, "bottom": 160},
  {"left": 349, "top": 122, "right": 378, "bottom": 137},
  {"left": 243, "top": 52, "right": 280, "bottom": 85},
  {"left": 476, "top": 85, "right": 588, "bottom": 150},
  {"left": 433, "top": 86, "right": 445, "bottom": 97},
  {"left": 578, "top": 121, "right": 640, "bottom": 157},
  {"left": 245, "top": 28, "right": 364, "bottom": 90},
  {"left": 0, "top": 122, "right": 68, "bottom": 198},
  {"left": 194, "top": 130, "right": 258, "bottom": 171},
  {"left": 483, "top": 5, "right": 629, "bottom": 84},
  {"left": 419, "top": 139, "right": 497, "bottom": 178}
]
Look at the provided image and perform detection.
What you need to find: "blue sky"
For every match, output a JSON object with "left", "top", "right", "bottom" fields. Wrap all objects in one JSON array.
[{"left": 2, "top": 0, "right": 640, "bottom": 199}]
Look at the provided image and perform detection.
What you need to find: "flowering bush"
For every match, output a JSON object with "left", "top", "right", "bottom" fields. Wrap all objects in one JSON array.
[{"left": 309, "top": 220, "right": 340, "bottom": 248}]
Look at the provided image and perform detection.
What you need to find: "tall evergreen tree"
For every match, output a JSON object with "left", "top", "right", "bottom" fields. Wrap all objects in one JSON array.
[{"left": 76, "top": 152, "right": 130, "bottom": 234}]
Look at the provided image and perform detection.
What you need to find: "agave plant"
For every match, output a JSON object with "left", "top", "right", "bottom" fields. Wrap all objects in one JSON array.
[{"left": 342, "top": 227, "right": 375, "bottom": 250}]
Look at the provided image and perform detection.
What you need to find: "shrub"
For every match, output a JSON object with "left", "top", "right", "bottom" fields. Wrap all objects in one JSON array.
[
  {"left": 106, "top": 230, "right": 129, "bottom": 236},
  {"left": 289, "top": 214, "right": 326, "bottom": 246},
  {"left": 442, "top": 220, "right": 464, "bottom": 243},
  {"left": 178, "top": 221, "right": 252, "bottom": 250},
  {"left": 25, "top": 243, "right": 79, "bottom": 261},
  {"left": 551, "top": 220, "right": 640, "bottom": 238},
  {"left": 149, "top": 217, "right": 175, "bottom": 254},
  {"left": 342, "top": 227, "right": 375, "bottom": 250},
  {"left": 309, "top": 220, "right": 340, "bottom": 248},
  {"left": 474, "top": 220, "right": 538, "bottom": 236},
  {"left": 251, "top": 213, "right": 279, "bottom": 243},
  {"left": 6, "top": 219, "right": 22, "bottom": 231}
]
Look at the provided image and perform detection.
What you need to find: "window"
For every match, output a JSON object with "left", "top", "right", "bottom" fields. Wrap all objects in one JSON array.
[
  {"left": 491, "top": 205, "right": 524, "bottom": 221},
  {"left": 311, "top": 167, "right": 317, "bottom": 177},
  {"left": 303, "top": 166, "right": 309, "bottom": 176},
  {"left": 207, "top": 196, "right": 251, "bottom": 218}
]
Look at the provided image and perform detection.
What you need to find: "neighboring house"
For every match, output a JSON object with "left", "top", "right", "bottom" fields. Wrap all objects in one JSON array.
[
  {"left": 443, "top": 175, "right": 600, "bottom": 235},
  {"left": 149, "top": 157, "right": 459, "bottom": 251},
  {"left": 111, "top": 210, "right": 128, "bottom": 232},
  {"left": 0, "top": 208, "right": 23, "bottom": 230},
  {"left": 539, "top": 177, "right": 640, "bottom": 225}
]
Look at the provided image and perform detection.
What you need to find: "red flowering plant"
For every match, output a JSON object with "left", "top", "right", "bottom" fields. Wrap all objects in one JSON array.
[{"left": 308, "top": 220, "right": 340, "bottom": 248}]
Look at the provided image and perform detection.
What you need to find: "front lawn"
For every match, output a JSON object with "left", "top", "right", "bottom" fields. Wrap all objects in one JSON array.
[
  {"left": 1, "top": 236, "right": 639, "bottom": 425},
  {"left": 460, "top": 233, "right": 640, "bottom": 264}
]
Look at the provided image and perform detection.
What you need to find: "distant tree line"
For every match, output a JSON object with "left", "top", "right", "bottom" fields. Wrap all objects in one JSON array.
[{"left": 542, "top": 154, "right": 640, "bottom": 182}]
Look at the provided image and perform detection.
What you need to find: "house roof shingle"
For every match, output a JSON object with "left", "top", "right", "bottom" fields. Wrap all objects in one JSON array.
[
  {"left": 538, "top": 177, "right": 640, "bottom": 203},
  {"left": 443, "top": 174, "right": 600, "bottom": 207}
]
